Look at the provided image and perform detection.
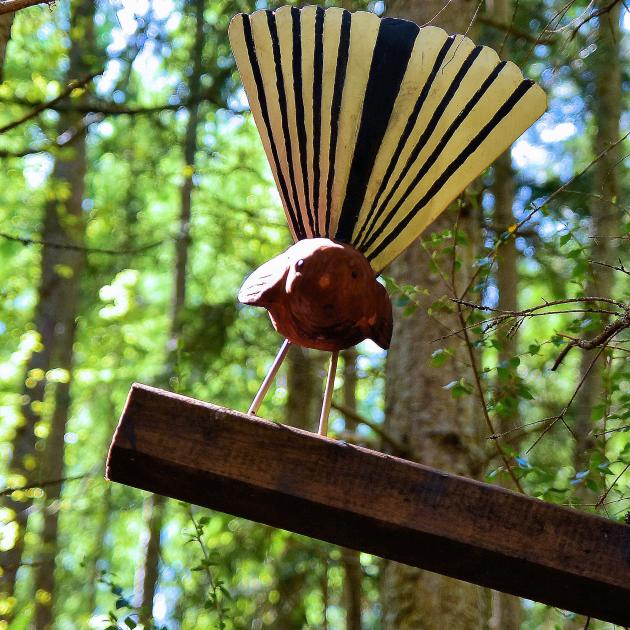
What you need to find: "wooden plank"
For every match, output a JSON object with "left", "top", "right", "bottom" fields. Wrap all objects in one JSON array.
[{"left": 106, "top": 383, "right": 630, "bottom": 625}]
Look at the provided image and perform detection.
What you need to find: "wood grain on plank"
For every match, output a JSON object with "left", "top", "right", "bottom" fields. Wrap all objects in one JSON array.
[{"left": 107, "top": 383, "right": 630, "bottom": 625}]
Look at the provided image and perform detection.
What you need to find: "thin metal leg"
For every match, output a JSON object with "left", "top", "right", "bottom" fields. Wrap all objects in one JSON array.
[
  {"left": 318, "top": 351, "right": 339, "bottom": 436},
  {"left": 248, "top": 339, "right": 291, "bottom": 416}
]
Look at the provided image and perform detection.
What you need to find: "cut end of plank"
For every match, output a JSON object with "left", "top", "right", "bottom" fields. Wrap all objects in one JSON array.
[{"left": 107, "top": 383, "right": 630, "bottom": 626}]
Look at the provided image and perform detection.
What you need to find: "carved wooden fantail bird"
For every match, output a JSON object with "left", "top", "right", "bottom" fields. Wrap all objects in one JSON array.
[{"left": 229, "top": 7, "right": 546, "bottom": 433}]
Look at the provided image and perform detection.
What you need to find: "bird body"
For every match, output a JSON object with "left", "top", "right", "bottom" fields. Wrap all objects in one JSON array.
[{"left": 239, "top": 239, "right": 392, "bottom": 351}]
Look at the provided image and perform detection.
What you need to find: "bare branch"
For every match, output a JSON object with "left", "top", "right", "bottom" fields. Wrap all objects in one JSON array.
[
  {"left": 331, "top": 400, "right": 413, "bottom": 458},
  {"left": 551, "top": 313, "right": 630, "bottom": 370},
  {"left": 596, "top": 462, "right": 630, "bottom": 509},
  {"left": 0, "top": 473, "right": 89, "bottom": 497},
  {"left": 0, "top": 87, "right": 240, "bottom": 119},
  {"left": 568, "top": 0, "right": 624, "bottom": 40},
  {"left": 0, "top": 71, "right": 100, "bottom": 134},
  {"left": 0, "top": 112, "right": 102, "bottom": 158},
  {"left": 478, "top": 15, "right": 555, "bottom": 44},
  {"left": 589, "top": 259, "right": 630, "bottom": 276},
  {"left": 526, "top": 344, "right": 610, "bottom": 455},
  {"left": 0, "top": 230, "right": 164, "bottom": 255}
]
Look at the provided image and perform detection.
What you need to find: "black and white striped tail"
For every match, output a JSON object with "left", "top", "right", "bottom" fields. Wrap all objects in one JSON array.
[{"left": 229, "top": 7, "right": 546, "bottom": 273}]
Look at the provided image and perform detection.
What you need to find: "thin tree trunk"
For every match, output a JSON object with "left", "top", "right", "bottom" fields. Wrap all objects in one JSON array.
[
  {"left": 31, "top": 1, "right": 96, "bottom": 625},
  {"left": 572, "top": 0, "right": 621, "bottom": 474},
  {"left": 340, "top": 348, "right": 362, "bottom": 630},
  {"left": 85, "top": 483, "right": 112, "bottom": 616},
  {"left": 0, "top": 13, "right": 13, "bottom": 81},
  {"left": 488, "top": 0, "right": 523, "bottom": 625},
  {"left": 138, "top": 0, "right": 205, "bottom": 621},
  {"left": 286, "top": 344, "right": 323, "bottom": 430},
  {"left": 0, "top": 0, "right": 94, "bottom": 622},
  {"left": 567, "top": 3, "right": 621, "bottom": 629},
  {"left": 380, "top": 1, "right": 491, "bottom": 628},
  {"left": 271, "top": 346, "right": 323, "bottom": 628}
]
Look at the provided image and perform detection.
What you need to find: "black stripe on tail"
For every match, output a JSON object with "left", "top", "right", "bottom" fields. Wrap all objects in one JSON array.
[
  {"left": 367, "top": 80, "right": 535, "bottom": 263},
  {"left": 242, "top": 14, "right": 304, "bottom": 239},
  {"left": 334, "top": 17, "right": 419, "bottom": 243}
]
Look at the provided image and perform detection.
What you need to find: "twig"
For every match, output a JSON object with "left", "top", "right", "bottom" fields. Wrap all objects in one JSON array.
[
  {"left": 525, "top": 344, "right": 609, "bottom": 455},
  {"left": 455, "top": 304, "right": 524, "bottom": 493},
  {"left": 0, "top": 230, "right": 164, "bottom": 255},
  {"left": 454, "top": 296, "right": 626, "bottom": 313},
  {"left": 478, "top": 15, "right": 554, "bottom": 44},
  {"left": 551, "top": 312, "right": 630, "bottom": 371},
  {"left": 596, "top": 462, "right": 630, "bottom": 509},
  {"left": 568, "top": 0, "right": 623, "bottom": 40},
  {"left": 0, "top": 0, "right": 53, "bottom": 14},
  {"left": 0, "top": 473, "right": 89, "bottom": 496},
  {"left": 514, "top": 131, "right": 630, "bottom": 234},
  {"left": 487, "top": 416, "right": 555, "bottom": 440},
  {"left": 457, "top": 130, "right": 630, "bottom": 302},
  {"left": 594, "top": 425, "right": 630, "bottom": 437},
  {"left": 331, "top": 400, "right": 413, "bottom": 458},
  {"left": 0, "top": 72, "right": 100, "bottom": 134},
  {"left": 589, "top": 259, "right": 630, "bottom": 276},
  {"left": 0, "top": 86, "right": 239, "bottom": 118},
  {"left": 0, "top": 112, "right": 102, "bottom": 158}
]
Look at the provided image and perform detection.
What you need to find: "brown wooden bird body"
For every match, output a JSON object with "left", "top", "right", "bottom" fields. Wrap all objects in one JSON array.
[{"left": 238, "top": 239, "right": 392, "bottom": 352}]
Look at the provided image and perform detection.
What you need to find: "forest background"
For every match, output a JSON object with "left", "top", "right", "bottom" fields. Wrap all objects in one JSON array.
[{"left": 0, "top": 0, "right": 628, "bottom": 628}]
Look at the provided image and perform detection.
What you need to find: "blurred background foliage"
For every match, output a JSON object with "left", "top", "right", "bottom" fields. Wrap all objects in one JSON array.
[{"left": 0, "top": 0, "right": 628, "bottom": 628}]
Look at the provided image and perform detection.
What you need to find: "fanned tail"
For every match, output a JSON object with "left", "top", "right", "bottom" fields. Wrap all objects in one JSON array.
[{"left": 229, "top": 7, "right": 546, "bottom": 272}]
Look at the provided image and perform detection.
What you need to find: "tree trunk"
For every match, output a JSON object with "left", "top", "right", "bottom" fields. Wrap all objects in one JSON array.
[
  {"left": 30, "top": 0, "right": 96, "bottom": 625},
  {"left": 380, "top": 1, "right": 490, "bottom": 628},
  {"left": 567, "top": 3, "right": 621, "bottom": 629},
  {"left": 572, "top": 0, "right": 621, "bottom": 474},
  {"left": 0, "top": 0, "right": 94, "bottom": 622},
  {"left": 340, "top": 349, "right": 362, "bottom": 630},
  {"left": 488, "top": 0, "right": 523, "bottom": 625},
  {"left": 138, "top": 0, "right": 205, "bottom": 621},
  {"left": 271, "top": 346, "right": 324, "bottom": 628},
  {"left": 0, "top": 13, "right": 13, "bottom": 81},
  {"left": 286, "top": 345, "right": 322, "bottom": 431}
]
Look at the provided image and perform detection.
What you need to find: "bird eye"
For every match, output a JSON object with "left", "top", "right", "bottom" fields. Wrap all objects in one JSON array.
[
  {"left": 296, "top": 259, "right": 304, "bottom": 269},
  {"left": 351, "top": 270, "right": 358, "bottom": 279}
]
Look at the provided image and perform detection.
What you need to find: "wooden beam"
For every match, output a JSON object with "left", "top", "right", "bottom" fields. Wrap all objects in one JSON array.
[{"left": 107, "top": 384, "right": 630, "bottom": 625}]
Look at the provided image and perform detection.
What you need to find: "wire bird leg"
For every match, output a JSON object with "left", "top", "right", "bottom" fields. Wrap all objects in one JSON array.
[
  {"left": 318, "top": 351, "right": 339, "bottom": 436},
  {"left": 248, "top": 339, "right": 291, "bottom": 416}
]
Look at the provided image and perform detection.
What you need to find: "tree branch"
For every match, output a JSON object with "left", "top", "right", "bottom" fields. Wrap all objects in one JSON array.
[
  {"left": 331, "top": 400, "right": 413, "bottom": 458},
  {"left": 0, "top": 71, "right": 100, "bottom": 134},
  {"left": 0, "top": 0, "right": 54, "bottom": 15},
  {"left": 0, "top": 473, "right": 89, "bottom": 496},
  {"left": 0, "top": 112, "right": 102, "bottom": 158},
  {"left": 0, "top": 86, "right": 239, "bottom": 119},
  {"left": 551, "top": 313, "right": 630, "bottom": 370},
  {"left": 0, "top": 230, "right": 164, "bottom": 255},
  {"left": 477, "top": 14, "right": 555, "bottom": 44}
]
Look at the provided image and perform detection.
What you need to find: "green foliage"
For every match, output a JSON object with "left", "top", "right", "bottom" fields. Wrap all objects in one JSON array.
[{"left": 0, "top": 0, "right": 627, "bottom": 628}]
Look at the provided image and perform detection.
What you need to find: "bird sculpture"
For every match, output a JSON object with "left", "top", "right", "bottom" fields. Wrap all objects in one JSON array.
[{"left": 229, "top": 6, "right": 546, "bottom": 434}]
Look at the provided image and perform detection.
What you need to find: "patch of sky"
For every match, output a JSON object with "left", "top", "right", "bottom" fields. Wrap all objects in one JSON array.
[
  {"left": 229, "top": 86, "right": 250, "bottom": 113},
  {"left": 482, "top": 191, "right": 494, "bottom": 212},
  {"left": 482, "top": 284, "right": 498, "bottom": 309},
  {"left": 539, "top": 121, "right": 577, "bottom": 143},
  {"left": 23, "top": 154, "right": 53, "bottom": 189}
]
